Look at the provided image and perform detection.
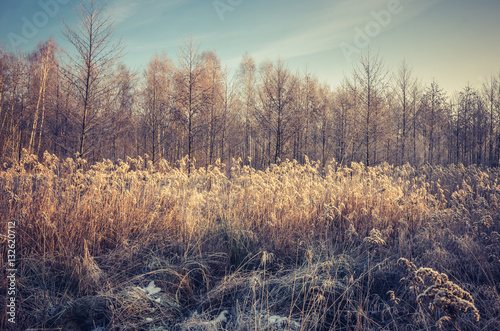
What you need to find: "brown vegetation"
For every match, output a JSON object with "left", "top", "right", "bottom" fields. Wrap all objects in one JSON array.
[{"left": 1, "top": 150, "right": 499, "bottom": 330}]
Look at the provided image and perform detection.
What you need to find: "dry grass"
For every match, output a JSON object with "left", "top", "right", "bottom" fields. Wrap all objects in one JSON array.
[{"left": 1, "top": 150, "right": 499, "bottom": 330}]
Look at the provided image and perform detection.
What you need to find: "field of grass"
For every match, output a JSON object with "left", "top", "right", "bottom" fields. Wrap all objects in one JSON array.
[{"left": 1, "top": 150, "right": 499, "bottom": 330}]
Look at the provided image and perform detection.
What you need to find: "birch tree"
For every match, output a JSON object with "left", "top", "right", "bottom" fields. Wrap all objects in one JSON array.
[{"left": 27, "top": 38, "right": 58, "bottom": 155}]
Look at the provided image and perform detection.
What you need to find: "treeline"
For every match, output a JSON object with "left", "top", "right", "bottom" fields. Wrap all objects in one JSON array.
[{"left": 0, "top": 1, "right": 499, "bottom": 168}]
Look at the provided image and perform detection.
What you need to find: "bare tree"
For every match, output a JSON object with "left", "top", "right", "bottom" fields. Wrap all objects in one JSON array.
[
  {"left": 482, "top": 74, "right": 499, "bottom": 166},
  {"left": 421, "top": 80, "right": 447, "bottom": 165},
  {"left": 63, "top": 0, "right": 123, "bottom": 159},
  {"left": 220, "top": 67, "right": 237, "bottom": 164},
  {"left": 409, "top": 80, "right": 422, "bottom": 164},
  {"left": 292, "top": 69, "right": 319, "bottom": 163},
  {"left": 50, "top": 64, "right": 79, "bottom": 158},
  {"left": 393, "top": 60, "right": 416, "bottom": 165},
  {"left": 256, "top": 60, "right": 271, "bottom": 167},
  {"left": 200, "top": 50, "right": 224, "bottom": 166},
  {"left": 143, "top": 54, "right": 174, "bottom": 163},
  {"left": 107, "top": 64, "right": 137, "bottom": 160},
  {"left": 0, "top": 53, "right": 29, "bottom": 161},
  {"left": 0, "top": 46, "right": 12, "bottom": 159},
  {"left": 27, "top": 38, "right": 59, "bottom": 156},
  {"left": 237, "top": 53, "right": 257, "bottom": 165},
  {"left": 333, "top": 79, "right": 358, "bottom": 165},
  {"left": 455, "top": 85, "right": 484, "bottom": 166},
  {"left": 384, "top": 91, "right": 399, "bottom": 164},
  {"left": 315, "top": 83, "right": 333, "bottom": 167},
  {"left": 257, "top": 59, "right": 297, "bottom": 164},
  {"left": 174, "top": 35, "right": 204, "bottom": 163},
  {"left": 348, "top": 50, "right": 388, "bottom": 166}
]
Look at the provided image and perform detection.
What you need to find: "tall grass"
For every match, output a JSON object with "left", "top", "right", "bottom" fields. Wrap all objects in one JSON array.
[{"left": 1, "top": 150, "right": 499, "bottom": 330}]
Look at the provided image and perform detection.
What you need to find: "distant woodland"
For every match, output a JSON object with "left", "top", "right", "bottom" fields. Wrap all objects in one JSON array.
[{"left": 1, "top": 1, "right": 499, "bottom": 169}]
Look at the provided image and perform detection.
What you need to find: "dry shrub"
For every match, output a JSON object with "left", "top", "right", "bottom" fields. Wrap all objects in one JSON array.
[{"left": 399, "top": 258, "right": 480, "bottom": 329}]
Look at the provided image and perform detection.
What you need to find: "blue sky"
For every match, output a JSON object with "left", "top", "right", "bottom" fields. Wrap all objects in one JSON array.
[{"left": 1, "top": 0, "right": 499, "bottom": 94}]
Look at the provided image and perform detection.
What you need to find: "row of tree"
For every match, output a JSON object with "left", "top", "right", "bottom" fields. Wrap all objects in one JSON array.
[{"left": 1, "top": 1, "right": 499, "bottom": 168}]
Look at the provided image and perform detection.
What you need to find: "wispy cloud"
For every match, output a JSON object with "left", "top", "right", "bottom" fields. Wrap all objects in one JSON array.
[
  {"left": 249, "top": 0, "right": 442, "bottom": 62},
  {"left": 105, "top": 0, "right": 193, "bottom": 25},
  {"left": 105, "top": 0, "right": 139, "bottom": 23},
  {"left": 126, "top": 39, "right": 179, "bottom": 53}
]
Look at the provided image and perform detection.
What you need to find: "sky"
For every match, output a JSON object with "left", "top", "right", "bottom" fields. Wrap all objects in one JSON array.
[{"left": 0, "top": 0, "right": 499, "bottom": 94}]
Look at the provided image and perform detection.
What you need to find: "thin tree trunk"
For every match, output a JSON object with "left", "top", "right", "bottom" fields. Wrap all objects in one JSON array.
[{"left": 29, "top": 49, "right": 49, "bottom": 154}]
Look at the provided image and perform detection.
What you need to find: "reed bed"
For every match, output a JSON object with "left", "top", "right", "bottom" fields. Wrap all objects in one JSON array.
[{"left": 1, "top": 150, "right": 499, "bottom": 330}]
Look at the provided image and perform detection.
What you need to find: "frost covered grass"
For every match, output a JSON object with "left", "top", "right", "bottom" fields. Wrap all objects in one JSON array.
[{"left": 1, "top": 150, "right": 499, "bottom": 330}]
